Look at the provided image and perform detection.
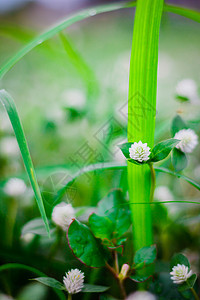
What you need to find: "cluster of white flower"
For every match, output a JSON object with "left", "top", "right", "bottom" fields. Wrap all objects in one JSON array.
[
  {"left": 170, "top": 264, "right": 192, "bottom": 284},
  {"left": 51, "top": 202, "right": 75, "bottom": 231},
  {"left": 126, "top": 291, "right": 156, "bottom": 300},
  {"left": 129, "top": 141, "right": 151, "bottom": 162},
  {"left": 63, "top": 269, "right": 84, "bottom": 294},
  {"left": 4, "top": 178, "right": 26, "bottom": 197},
  {"left": 176, "top": 79, "right": 198, "bottom": 102},
  {"left": 0, "top": 137, "right": 20, "bottom": 157},
  {"left": 174, "top": 129, "right": 198, "bottom": 153}
]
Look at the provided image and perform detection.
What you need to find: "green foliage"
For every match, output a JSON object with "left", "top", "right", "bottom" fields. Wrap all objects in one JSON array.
[
  {"left": 178, "top": 274, "right": 197, "bottom": 292},
  {"left": 133, "top": 245, "right": 157, "bottom": 268},
  {"left": 0, "top": 90, "right": 50, "bottom": 235},
  {"left": 67, "top": 219, "right": 106, "bottom": 268},
  {"left": 130, "top": 268, "right": 153, "bottom": 282},
  {"left": 171, "top": 115, "right": 187, "bottom": 136},
  {"left": 150, "top": 139, "right": 179, "bottom": 162},
  {"left": 172, "top": 148, "right": 188, "bottom": 172},
  {"left": 89, "top": 214, "right": 113, "bottom": 240},
  {"left": 82, "top": 284, "right": 109, "bottom": 293},
  {"left": 33, "top": 277, "right": 65, "bottom": 290},
  {"left": 170, "top": 253, "right": 190, "bottom": 270}
]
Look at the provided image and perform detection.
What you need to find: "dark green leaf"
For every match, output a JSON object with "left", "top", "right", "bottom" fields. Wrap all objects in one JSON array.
[
  {"left": 170, "top": 254, "right": 190, "bottom": 270},
  {"left": 175, "top": 95, "right": 189, "bottom": 103},
  {"left": 130, "top": 268, "right": 153, "bottom": 282},
  {"left": 33, "top": 277, "right": 65, "bottom": 290},
  {"left": 0, "top": 90, "right": 50, "bottom": 236},
  {"left": 89, "top": 214, "right": 113, "bottom": 240},
  {"left": 172, "top": 148, "right": 188, "bottom": 172},
  {"left": 67, "top": 219, "right": 106, "bottom": 267},
  {"left": 171, "top": 115, "right": 187, "bottom": 136},
  {"left": 178, "top": 274, "right": 197, "bottom": 292},
  {"left": 82, "top": 284, "right": 109, "bottom": 293},
  {"left": 97, "top": 190, "right": 131, "bottom": 239},
  {"left": 150, "top": 139, "right": 179, "bottom": 162},
  {"left": 134, "top": 245, "right": 157, "bottom": 267}
]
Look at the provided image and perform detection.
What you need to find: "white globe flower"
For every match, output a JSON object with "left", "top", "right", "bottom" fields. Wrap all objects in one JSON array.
[
  {"left": 174, "top": 129, "right": 198, "bottom": 153},
  {"left": 154, "top": 186, "right": 174, "bottom": 201},
  {"left": 170, "top": 264, "right": 193, "bottom": 284},
  {"left": 0, "top": 137, "right": 20, "bottom": 157},
  {"left": 126, "top": 291, "right": 156, "bottom": 300},
  {"left": 63, "top": 269, "right": 84, "bottom": 294},
  {"left": 129, "top": 141, "right": 151, "bottom": 162},
  {"left": 61, "top": 89, "right": 86, "bottom": 109},
  {"left": 51, "top": 202, "right": 75, "bottom": 231},
  {"left": 4, "top": 178, "right": 26, "bottom": 197},
  {"left": 176, "top": 79, "right": 198, "bottom": 101}
]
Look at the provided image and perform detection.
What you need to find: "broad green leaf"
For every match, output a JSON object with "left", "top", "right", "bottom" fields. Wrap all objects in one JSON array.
[
  {"left": 0, "top": 264, "right": 66, "bottom": 300},
  {"left": 134, "top": 245, "right": 157, "bottom": 267},
  {"left": 118, "top": 142, "right": 133, "bottom": 159},
  {"left": 33, "top": 277, "right": 65, "bottom": 290},
  {"left": 178, "top": 274, "right": 197, "bottom": 292},
  {"left": 0, "top": 90, "right": 50, "bottom": 236},
  {"left": 172, "top": 148, "right": 188, "bottom": 172},
  {"left": 97, "top": 190, "right": 131, "bottom": 238},
  {"left": 82, "top": 284, "right": 109, "bottom": 293},
  {"left": 170, "top": 254, "right": 190, "bottom": 270},
  {"left": 89, "top": 213, "right": 113, "bottom": 240},
  {"left": 171, "top": 115, "right": 187, "bottom": 136},
  {"left": 130, "top": 268, "right": 153, "bottom": 282},
  {"left": 150, "top": 139, "right": 179, "bottom": 162},
  {"left": 67, "top": 219, "right": 106, "bottom": 267},
  {"left": 22, "top": 218, "right": 54, "bottom": 236}
]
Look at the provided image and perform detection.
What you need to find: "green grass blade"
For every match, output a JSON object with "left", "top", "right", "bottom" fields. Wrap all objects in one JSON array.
[
  {"left": 0, "top": 263, "right": 66, "bottom": 300},
  {"left": 128, "top": 0, "right": 163, "bottom": 251},
  {"left": 0, "top": 90, "right": 50, "bottom": 236},
  {"left": 163, "top": 3, "right": 200, "bottom": 23},
  {"left": 0, "top": 1, "right": 136, "bottom": 79}
]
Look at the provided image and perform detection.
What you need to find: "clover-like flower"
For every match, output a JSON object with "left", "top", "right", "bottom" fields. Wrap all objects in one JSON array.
[
  {"left": 170, "top": 264, "right": 193, "bottom": 284},
  {"left": 51, "top": 202, "right": 75, "bottom": 231},
  {"left": 4, "top": 178, "right": 26, "bottom": 197},
  {"left": 63, "top": 269, "right": 84, "bottom": 294},
  {"left": 129, "top": 141, "right": 151, "bottom": 162},
  {"left": 176, "top": 79, "right": 198, "bottom": 100},
  {"left": 174, "top": 129, "right": 198, "bottom": 153}
]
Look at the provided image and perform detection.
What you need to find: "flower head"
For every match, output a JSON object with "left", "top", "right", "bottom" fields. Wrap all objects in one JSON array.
[
  {"left": 174, "top": 129, "right": 198, "bottom": 153},
  {"left": 126, "top": 291, "right": 156, "bottom": 300},
  {"left": 176, "top": 79, "right": 198, "bottom": 100},
  {"left": 129, "top": 141, "right": 151, "bottom": 162},
  {"left": 51, "top": 202, "right": 75, "bottom": 231},
  {"left": 170, "top": 264, "right": 192, "bottom": 284},
  {"left": 4, "top": 178, "right": 26, "bottom": 197},
  {"left": 63, "top": 269, "right": 84, "bottom": 294}
]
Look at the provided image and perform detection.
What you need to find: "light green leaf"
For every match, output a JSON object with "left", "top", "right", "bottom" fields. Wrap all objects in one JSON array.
[
  {"left": 82, "top": 284, "right": 109, "bottom": 293},
  {"left": 171, "top": 115, "right": 187, "bottom": 136},
  {"left": 33, "top": 277, "right": 65, "bottom": 290},
  {"left": 67, "top": 219, "right": 106, "bottom": 267},
  {"left": 134, "top": 245, "right": 157, "bottom": 267},
  {"left": 163, "top": 4, "right": 200, "bottom": 23},
  {"left": 0, "top": 90, "right": 50, "bottom": 236},
  {"left": 22, "top": 218, "right": 54, "bottom": 236},
  {"left": 172, "top": 148, "right": 188, "bottom": 172},
  {"left": 150, "top": 139, "right": 179, "bottom": 162},
  {"left": 89, "top": 213, "right": 113, "bottom": 240}
]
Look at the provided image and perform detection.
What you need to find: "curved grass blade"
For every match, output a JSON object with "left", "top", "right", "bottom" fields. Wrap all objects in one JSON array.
[
  {"left": 163, "top": 4, "right": 200, "bottom": 23},
  {"left": 0, "top": 263, "right": 66, "bottom": 300},
  {"left": 0, "top": 1, "right": 136, "bottom": 79},
  {"left": 0, "top": 89, "right": 50, "bottom": 236}
]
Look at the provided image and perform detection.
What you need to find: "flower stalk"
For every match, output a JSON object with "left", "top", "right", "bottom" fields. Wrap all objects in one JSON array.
[{"left": 128, "top": 0, "right": 164, "bottom": 251}]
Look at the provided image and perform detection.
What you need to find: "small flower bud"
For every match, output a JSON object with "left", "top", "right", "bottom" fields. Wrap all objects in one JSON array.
[{"left": 119, "top": 264, "right": 130, "bottom": 280}]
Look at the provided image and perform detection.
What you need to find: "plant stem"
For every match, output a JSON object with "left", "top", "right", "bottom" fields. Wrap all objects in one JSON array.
[
  {"left": 149, "top": 163, "right": 156, "bottom": 202},
  {"left": 114, "top": 251, "right": 119, "bottom": 274},
  {"left": 5, "top": 197, "right": 18, "bottom": 247},
  {"left": 191, "top": 288, "right": 200, "bottom": 300},
  {"left": 106, "top": 263, "right": 126, "bottom": 299},
  {"left": 128, "top": 0, "right": 164, "bottom": 252},
  {"left": 68, "top": 294, "right": 72, "bottom": 300}
]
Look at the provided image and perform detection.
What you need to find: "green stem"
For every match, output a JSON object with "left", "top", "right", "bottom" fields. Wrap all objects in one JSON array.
[
  {"left": 190, "top": 287, "right": 200, "bottom": 300},
  {"left": 5, "top": 197, "right": 18, "bottom": 247},
  {"left": 68, "top": 294, "right": 72, "bottom": 300},
  {"left": 114, "top": 251, "right": 119, "bottom": 274},
  {"left": 128, "top": 0, "right": 163, "bottom": 252},
  {"left": 149, "top": 163, "right": 156, "bottom": 203}
]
